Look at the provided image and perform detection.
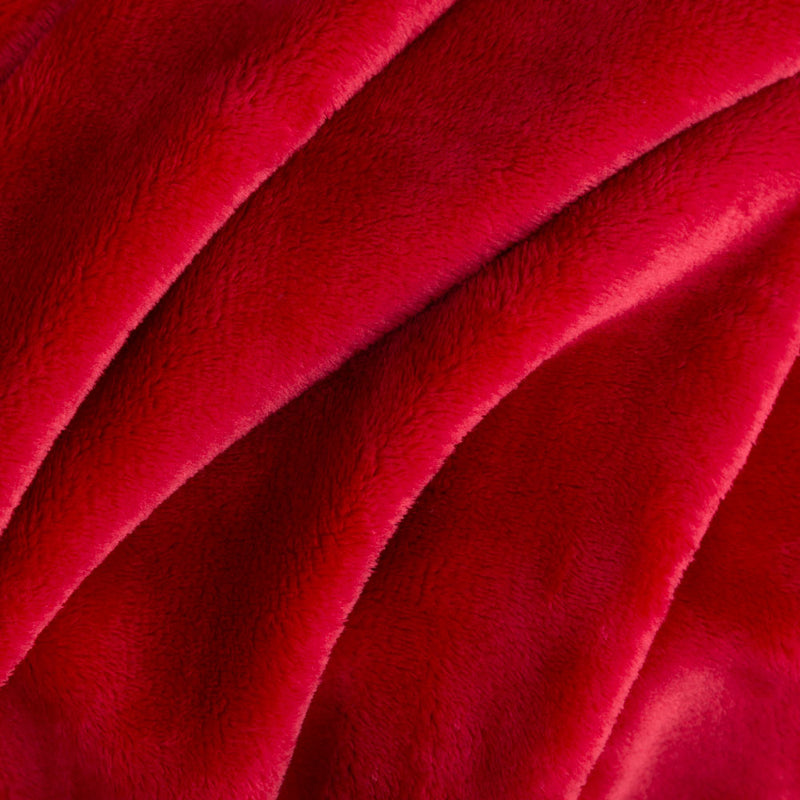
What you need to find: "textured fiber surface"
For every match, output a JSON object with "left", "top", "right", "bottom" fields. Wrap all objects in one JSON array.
[{"left": 2, "top": 1, "right": 800, "bottom": 797}]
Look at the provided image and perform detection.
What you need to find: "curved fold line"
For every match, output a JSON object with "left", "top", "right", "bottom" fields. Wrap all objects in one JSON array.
[
  {"left": 572, "top": 344, "right": 800, "bottom": 800},
  {"left": 0, "top": 0, "right": 462, "bottom": 535},
  {"left": 277, "top": 240, "right": 800, "bottom": 798},
  {"left": 11, "top": 12, "right": 800, "bottom": 545},
  {"left": 6, "top": 57, "right": 800, "bottom": 688},
  {"left": 0, "top": 0, "right": 76, "bottom": 86}
]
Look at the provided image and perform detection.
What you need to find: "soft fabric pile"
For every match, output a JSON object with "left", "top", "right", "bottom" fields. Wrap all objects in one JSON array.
[{"left": 2, "top": 0, "right": 800, "bottom": 797}]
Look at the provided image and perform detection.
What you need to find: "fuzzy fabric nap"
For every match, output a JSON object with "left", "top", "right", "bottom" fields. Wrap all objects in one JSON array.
[{"left": 2, "top": 1, "right": 800, "bottom": 798}]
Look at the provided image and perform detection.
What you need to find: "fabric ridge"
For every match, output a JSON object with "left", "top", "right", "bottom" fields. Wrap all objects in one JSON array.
[{"left": 1, "top": 1, "right": 800, "bottom": 798}]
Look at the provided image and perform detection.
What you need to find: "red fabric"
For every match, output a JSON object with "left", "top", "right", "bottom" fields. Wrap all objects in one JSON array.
[{"left": 2, "top": 1, "right": 800, "bottom": 797}]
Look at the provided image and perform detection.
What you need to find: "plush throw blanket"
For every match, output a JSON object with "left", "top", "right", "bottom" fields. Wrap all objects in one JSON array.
[{"left": 2, "top": 1, "right": 800, "bottom": 797}]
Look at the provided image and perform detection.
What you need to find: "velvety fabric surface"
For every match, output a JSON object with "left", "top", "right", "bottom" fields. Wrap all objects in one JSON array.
[{"left": 2, "top": 1, "right": 800, "bottom": 797}]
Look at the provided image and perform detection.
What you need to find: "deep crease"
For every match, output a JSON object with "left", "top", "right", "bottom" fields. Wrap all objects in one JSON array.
[
  {"left": 572, "top": 341, "right": 800, "bottom": 800},
  {"left": 9, "top": 0, "right": 800, "bottom": 556},
  {"left": 276, "top": 209, "right": 800, "bottom": 798},
  {"left": 7, "top": 61, "right": 800, "bottom": 692},
  {"left": 0, "top": 0, "right": 462, "bottom": 539}
]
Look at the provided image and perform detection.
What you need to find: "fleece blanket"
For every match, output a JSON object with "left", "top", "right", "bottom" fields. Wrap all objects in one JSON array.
[{"left": 2, "top": 0, "right": 800, "bottom": 797}]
